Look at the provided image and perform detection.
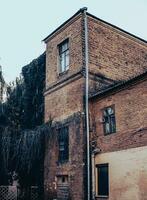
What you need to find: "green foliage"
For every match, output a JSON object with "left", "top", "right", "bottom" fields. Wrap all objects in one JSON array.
[
  {"left": 0, "top": 52, "right": 46, "bottom": 131},
  {"left": 0, "top": 52, "right": 47, "bottom": 187},
  {"left": 4, "top": 77, "right": 24, "bottom": 131},
  {"left": 0, "top": 123, "right": 51, "bottom": 186},
  {"left": 22, "top": 53, "right": 45, "bottom": 129},
  {"left": 0, "top": 66, "right": 5, "bottom": 102}
]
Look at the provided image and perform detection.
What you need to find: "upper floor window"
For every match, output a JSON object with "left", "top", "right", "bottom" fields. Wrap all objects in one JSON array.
[
  {"left": 58, "top": 39, "right": 69, "bottom": 73},
  {"left": 103, "top": 106, "right": 116, "bottom": 135},
  {"left": 58, "top": 126, "right": 69, "bottom": 163}
]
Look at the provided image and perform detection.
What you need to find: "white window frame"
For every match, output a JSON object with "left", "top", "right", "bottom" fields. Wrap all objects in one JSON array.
[{"left": 58, "top": 39, "right": 69, "bottom": 74}]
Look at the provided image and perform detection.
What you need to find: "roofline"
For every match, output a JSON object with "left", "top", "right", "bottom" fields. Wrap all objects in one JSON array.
[
  {"left": 89, "top": 71, "right": 147, "bottom": 100},
  {"left": 42, "top": 7, "right": 87, "bottom": 43},
  {"left": 87, "top": 12, "right": 147, "bottom": 44},
  {"left": 43, "top": 8, "right": 147, "bottom": 45}
]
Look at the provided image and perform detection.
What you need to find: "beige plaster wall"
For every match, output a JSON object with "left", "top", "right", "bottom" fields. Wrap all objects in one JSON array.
[{"left": 95, "top": 146, "right": 147, "bottom": 200}]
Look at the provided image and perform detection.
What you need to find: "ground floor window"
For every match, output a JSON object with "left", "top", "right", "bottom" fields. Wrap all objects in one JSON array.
[
  {"left": 96, "top": 163, "right": 109, "bottom": 196},
  {"left": 58, "top": 126, "right": 69, "bottom": 163}
]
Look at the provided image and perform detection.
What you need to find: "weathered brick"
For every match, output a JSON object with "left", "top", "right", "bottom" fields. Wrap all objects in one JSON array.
[
  {"left": 88, "top": 16, "right": 147, "bottom": 81},
  {"left": 90, "top": 79, "right": 147, "bottom": 153},
  {"left": 44, "top": 9, "right": 147, "bottom": 200}
]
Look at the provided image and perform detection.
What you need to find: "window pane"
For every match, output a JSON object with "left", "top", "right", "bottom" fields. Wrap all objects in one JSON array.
[
  {"left": 59, "top": 142, "right": 65, "bottom": 151},
  {"left": 61, "top": 54, "right": 65, "bottom": 72},
  {"left": 58, "top": 127, "right": 69, "bottom": 162},
  {"left": 98, "top": 164, "right": 109, "bottom": 196},
  {"left": 62, "top": 43, "right": 66, "bottom": 51},
  {"left": 105, "top": 123, "right": 110, "bottom": 134},
  {"left": 107, "top": 107, "right": 114, "bottom": 115},
  {"left": 103, "top": 106, "right": 116, "bottom": 134},
  {"left": 110, "top": 115, "right": 116, "bottom": 133},
  {"left": 58, "top": 39, "right": 69, "bottom": 73},
  {"left": 65, "top": 51, "right": 69, "bottom": 69},
  {"left": 59, "top": 56, "right": 62, "bottom": 71},
  {"left": 59, "top": 46, "right": 62, "bottom": 54}
]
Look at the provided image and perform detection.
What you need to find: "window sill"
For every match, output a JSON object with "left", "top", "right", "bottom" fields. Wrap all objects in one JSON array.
[
  {"left": 57, "top": 160, "right": 69, "bottom": 165},
  {"left": 58, "top": 69, "right": 69, "bottom": 77},
  {"left": 104, "top": 131, "right": 116, "bottom": 136},
  {"left": 96, "top": 195, "right": 109, "bottom": 199}
]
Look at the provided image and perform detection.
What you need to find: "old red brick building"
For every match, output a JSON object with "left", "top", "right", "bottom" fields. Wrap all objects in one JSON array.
[{"left": 43, "top": 8, "right": 147, "bottom": 200}]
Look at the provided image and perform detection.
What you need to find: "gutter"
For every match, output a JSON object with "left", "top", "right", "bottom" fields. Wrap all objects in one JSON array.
[{"left": 83, "top": 7, "right": 90, "bottom": 200}]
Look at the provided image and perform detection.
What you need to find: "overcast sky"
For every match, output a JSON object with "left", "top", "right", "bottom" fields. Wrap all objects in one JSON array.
[{"left": 0, "top": 0, "right": 147, "bottom": 83}]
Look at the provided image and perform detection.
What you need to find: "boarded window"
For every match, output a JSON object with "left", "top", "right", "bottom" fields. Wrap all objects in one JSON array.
[
  {"left": 58, "top": 39, "right": 69, "bottom": 73},
  {"left": 103, "top": 106, "right": 116, "bottom": 135},
  {"left": 58, "top": 126, "right": 69, "bottom": 163},
  {"left": 97, "top": 164, "right": 109, "bottom": 196}
]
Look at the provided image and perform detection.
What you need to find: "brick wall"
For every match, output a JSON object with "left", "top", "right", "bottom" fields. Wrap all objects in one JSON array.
[
  {"left": 44, "top": 113, "right": 86, "bottom": 200},
  {"left": 44, "top": 12, "right": 87, "bottom": 200},
  {"left": 90, "top": 79, "right": 147, "bottom": 153},
  {"left": 44, "top": 10, "right": 147, "bottom": 200},
  {"left": 45, "top": 14, "right": 84, "bottom": 89},
  {"left": 88, "top": 16, "right": 147, "bottom": 81},
  {"left": 44, "top": 77, "right": 85, "bottom": 122}
]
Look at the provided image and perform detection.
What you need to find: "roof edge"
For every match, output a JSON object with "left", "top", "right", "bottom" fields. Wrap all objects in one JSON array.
[
  {"left": 89, "top": 71, "right": 147, "bottom": 100},
  {"left": 42, "top": 8, "right": 147, "bottom": 45},
  {"left": 87, "top": 12, "right": 147, "bottom": 44}
]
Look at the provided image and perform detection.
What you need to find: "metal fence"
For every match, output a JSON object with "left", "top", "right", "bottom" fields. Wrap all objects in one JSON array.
[
  {"left": 0, "top": 186, "right": 39, "bottom": 200},
  {"left": 30, "top": 186, "right": 39, "bottom": 200},
  {"left": 0, "top": 186, "right": 17, "bottom": 200}
]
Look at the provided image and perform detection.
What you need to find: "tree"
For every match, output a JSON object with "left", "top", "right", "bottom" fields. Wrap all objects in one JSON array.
[
  {"left": 21, "top": 52, "right": 46, "bottom": 129},
  {"left": 0, "top": 65, "right": 5, "bottom": 102},
  {"left": 0, "top": 52, "right": 47, "bottom": 188}
]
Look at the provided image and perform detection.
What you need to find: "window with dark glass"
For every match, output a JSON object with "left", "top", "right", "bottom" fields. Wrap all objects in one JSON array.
[
  {"left": 97, "top": 164, "right": 109, "bottom": 196},
  {"left": 103, "top": 106, "right": 116, "bottom": 135},
  {"left": 58, "top": 39, "right": 69, "bottom": 73},
  {"left": 58, "top": 126, "right": 69, "bottom": 163}
]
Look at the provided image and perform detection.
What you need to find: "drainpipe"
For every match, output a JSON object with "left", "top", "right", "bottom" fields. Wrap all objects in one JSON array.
[
  {"left": 92, "top": 153, "right": 95, "bottom": 199},
  {"left": 83, "top": 7, "right": 90, "bottom": 200}
]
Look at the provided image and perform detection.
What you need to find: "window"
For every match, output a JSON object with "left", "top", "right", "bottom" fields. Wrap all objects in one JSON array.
[
  {"left": 57, "top": 175, "right": 68, "bottom": 184},
  {"left": 58, "top": 39, "right": 69, "bottom": 73},
  {"left": 97, "top": 164, "right": 109, "bottom": 197},
  {"left": 103, "top": 106, "right": 116, "bottom": 135},
  {"left": 58, "top": 126, "right": 69, "bottom": 163}
]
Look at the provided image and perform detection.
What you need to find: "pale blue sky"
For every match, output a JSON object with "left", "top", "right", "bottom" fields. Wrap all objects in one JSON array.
[{"left": 0, "top": 0, "right": 147, "bottom": 82}]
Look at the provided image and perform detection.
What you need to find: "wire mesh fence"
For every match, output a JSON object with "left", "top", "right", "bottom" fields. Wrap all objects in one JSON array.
[
  {"left": 30, "top": 186, "right": 39, "bottom": 200},
  {"left": 0, "top": 186, "right": 40, "bottom": 200},
  {"left": 0, "top": 186, "right": 17, "bottom": 200}
]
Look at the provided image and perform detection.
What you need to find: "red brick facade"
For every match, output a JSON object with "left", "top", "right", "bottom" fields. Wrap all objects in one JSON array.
[
  {"left": 90, "top": 75, "right": 147, "bottom": 154},
  {"left": 43, "top": 8, "right": 147, "bottom": 200},
  {"left": 44, "top": 11, "right": 87, "bottom": 200}
]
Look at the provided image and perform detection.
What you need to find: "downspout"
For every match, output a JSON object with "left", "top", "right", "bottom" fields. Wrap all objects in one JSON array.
[
  {"left": 92, "top": 153, "right": 95, "bottom": 199},
  {"left": 83, "top": 7, "right": 90, "bottom": 200}
]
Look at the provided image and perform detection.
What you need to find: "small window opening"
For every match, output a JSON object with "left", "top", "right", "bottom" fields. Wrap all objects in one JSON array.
[
  {"left": 103, "top": 106, "right": 116, "bottom": 135},
  {"left": 58, "top": 39, "right": 69, "bottom": 73}
]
